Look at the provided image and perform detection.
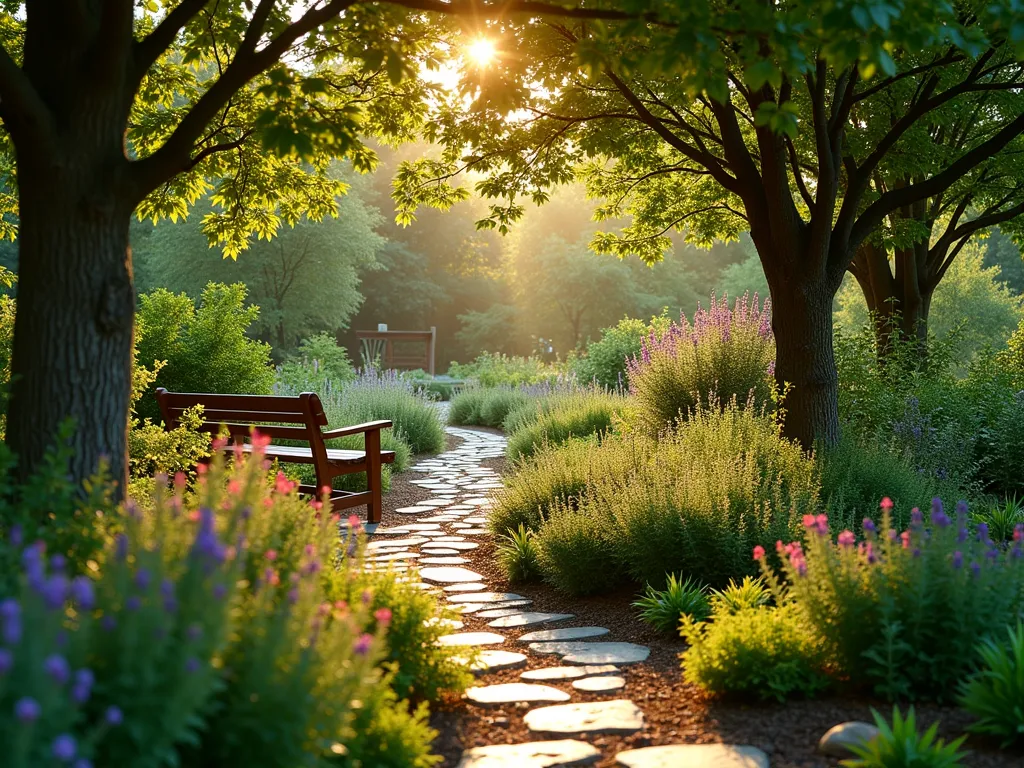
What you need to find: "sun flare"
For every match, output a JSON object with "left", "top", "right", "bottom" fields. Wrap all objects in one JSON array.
[{"left": 466, "top": 38, "right": 497, "bottom": 67}]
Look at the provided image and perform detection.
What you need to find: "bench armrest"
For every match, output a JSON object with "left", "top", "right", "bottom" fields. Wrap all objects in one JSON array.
[{"left": 321, "top": 420, "right": 393, "bottom": 441}]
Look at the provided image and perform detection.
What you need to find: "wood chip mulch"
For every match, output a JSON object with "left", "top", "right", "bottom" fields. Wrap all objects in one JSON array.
[{"left": 379, "top": 431, "right": 1021, "bottom": 768}]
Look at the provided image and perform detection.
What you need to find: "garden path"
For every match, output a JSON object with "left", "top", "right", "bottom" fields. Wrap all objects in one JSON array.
[{"left": 366, "top": 426, "right": 770, "bottom": 768}]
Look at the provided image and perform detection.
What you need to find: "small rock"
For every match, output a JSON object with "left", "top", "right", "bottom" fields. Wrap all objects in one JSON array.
[
  {"left": 615, "top": 744, "right": 769, "bottom": 768},
  {"left": 818, "top": 721, "right": 880, "bottom": 757}
]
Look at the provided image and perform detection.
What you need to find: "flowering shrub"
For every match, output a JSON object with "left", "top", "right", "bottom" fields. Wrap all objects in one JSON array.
[
  {"left": 758, "top": 498, "right": 1024, "bottom": 700},
  {"left": 627, "top": 293, "right": 775, "bottom": 436},
  {"left": 0, "top": 446, "right": 437, "bottom": 768}
]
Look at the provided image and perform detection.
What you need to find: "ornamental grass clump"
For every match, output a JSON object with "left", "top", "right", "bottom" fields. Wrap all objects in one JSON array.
[
  {"left": 627, "top": 292, "right": 775, "bottom": 436},
  {"left": 759, "top": 498, "right": 1024, "bottom": 701},
  {"left": 505, "top": 389, "right": 627, "bottom": 461},
  {"left": 0, "top": 444, "right": 434, "bottom": 768},
  {"left": 958, "top": 621, "right": 1024, "bottom": 746}
]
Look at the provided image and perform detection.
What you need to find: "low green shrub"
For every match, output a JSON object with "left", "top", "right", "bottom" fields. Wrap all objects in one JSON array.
[
  {"left": 533, "top": 504, "right": 624, "bottom": 595},
  {"left": 505, "top": 390, "right": 625, "bottom": 460},
  {"left": 497, "top": 524, "right": 541, "bottom": 584},
  {"left": 0, "top": 449, "right": 441, "bottom": 768},
  {"left": 276, "top": 332, "right": 357, "bottom": 393},
  {"left": 581, "top": 403, "right": 818, "bottom": 588},
  {"left": 680, "top": 604, "right": 829, "bottom": 701},
  {"left": 339, "top": 683, "right": 440, "bottom": 768},
  {"left": 489, "top": 433, "right": 651, "bottom": 536},
  {"left": 708, "top": 576, "right": 771, "bottom": 615},
  {"left": 841, "top": 707, "right": 967, "bottom": 768},
  {"left": 627, "top": 294, "right": 775, "bottom": 436},
  {"left": 633, "top": 574, "right": 709, "bottom": 633},
  {"left": 448, "top": 352, "right": 562, "bottom": 387},
  {"left": 959, "top": 620, "right": 1024, "bottom": 746},
  {"left": 135, "top": 282, "right": 275, "bottom": 421},
  {"left": 760, "top": 500, "right": 1024, "bottom": 701},
  {"left": 572, "top": 315, "right": 668, "bottom": 390},
  {"left": 448, "top": 388, "right": 489, "bottom": 426},
  {"left": 479, "top": 388, "right": 531, "bottom": 428},
  {"left": 818, "top": 436, "right": 949, "bottom": 533}
]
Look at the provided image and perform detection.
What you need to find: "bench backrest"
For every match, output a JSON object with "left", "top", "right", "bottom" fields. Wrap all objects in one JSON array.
[{"left": 155, "top": 389, "right": 331, "bottom": 455}]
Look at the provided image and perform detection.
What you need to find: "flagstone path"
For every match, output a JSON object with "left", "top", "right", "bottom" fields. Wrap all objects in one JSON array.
[{"left": 366, "top": 425, "right": 770, "bottom": 768}]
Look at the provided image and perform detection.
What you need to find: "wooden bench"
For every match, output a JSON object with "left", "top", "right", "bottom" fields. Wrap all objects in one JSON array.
[{"left": 155, "top": 388, "right": 395, "bottom": 523}]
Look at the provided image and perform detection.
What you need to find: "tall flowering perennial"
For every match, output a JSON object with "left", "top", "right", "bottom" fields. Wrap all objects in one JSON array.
[
  {"left": 755, "top": 497, "right": 1024, "bottom": 701},
  {"left": 627, "top": 292, "right": 776, "bottom": 436},
  {"left": 0, "top": 442, "right": 389, "bottom": 768}
]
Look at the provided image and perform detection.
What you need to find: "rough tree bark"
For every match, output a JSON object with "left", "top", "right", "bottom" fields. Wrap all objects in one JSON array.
[{"left": 5, "top": 11, "right": 138, "bottom": 494}]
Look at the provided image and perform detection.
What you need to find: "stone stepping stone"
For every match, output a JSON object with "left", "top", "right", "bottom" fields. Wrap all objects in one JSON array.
[
  {"left": 395, "top": 506, "right": 434, "bottom": 515},
  {"left": 434, "top": 541, "right": 479, "bottom": 551},
  {"left": 367, "top": 536, "right": 427, "bottom": 546},
  {"left": 448, "top": 592, "right": 527, "bottom": 603},
  {"left": 423, "top": 548, "right": 461, "bottom": 555},
  {"left": 468, "top": 650, "right": 528, "bottom": 673},
  {"left": 421, "top": 556, "right": 470, "bottom": 565},
  {"left": 451, "top": 523, "right": 473, "bottom": 529},
  {"left": 476, "top": 607, "right": 532, "bottom": 619},
  {"left": 396, "top": 523, "right": 443, "bottom": 531},
  {"left": 367, "top": 551, "right": 421, "bottom": 562},
  {"left": 615, "top": 745, "right": 768, "bottom": 768},
  {"left": 478, "top": 599, "right": 533, "bottom": 611},
  {"left": 573, "top": 675, "right": 625, "bottom": 693},
  {"left": 425, "top": 617, "right": 464, "bottom": 630},
  {"left": 488, "top": 613, "right": 575, "bottom": 629},
  {"left": 519, "top": 627, "right": 610, "bottom": 643},
  {"left": 524, "top": 700, "right": 644, "bottom": 736},
  {"left": 445, "top": 582, "right": 488, "bottom": 592},
  {"left": 459, "top": 528, "right": 491, "bottom": 535},
  {"left": 453, "top": 603, "right": 486, "bottom": 614},
  {"left": 438, "top": 632, "right": 506, "bottom": 647},
  {"left": 466, "top": 683, "right": 571, "bottom": 707},
  {"left": 464, "top": 516, "right": 490, "bottom": 525},
  {"left": 419, "top": 567, "right": 485, "bottom": 584},
  {"left": 418, "top": 515, "right": 461, "bottom": 523},
  {"left": 463, "top": 498, "right": 492, "bottom": 506},
  {"left": 419, "top": 499, "right": 456, "bottom": 506},
  {"left": 528, "top": 642, "right": 650, "bottom": 665},
  {"left": 521, "top": 665, "right": 619, "bottom": 681},
  {"left": 433, "top": 536, "right": 469, "bottom": 542},
  {"left": 456, "top": 739, "right": 600, "bottom": 768}
]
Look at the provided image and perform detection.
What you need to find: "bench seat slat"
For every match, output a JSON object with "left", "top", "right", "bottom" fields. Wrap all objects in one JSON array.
[
  {"left": 168, "top": 407, "right": 309, "bottom": 424},
  {"left": 197, "top": 423, "right": 312, "bottom": 440},
  {"left": 232, "top": 443, "right": 397, "bottom": 465}
]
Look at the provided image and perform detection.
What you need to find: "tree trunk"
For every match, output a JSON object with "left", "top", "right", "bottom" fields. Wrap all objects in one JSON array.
[
  {"left": 5, "top": 42, "right": 136, "bottom": 497},
  {"left": 770, "top": 277, "right": 841, "bottom": 448}
]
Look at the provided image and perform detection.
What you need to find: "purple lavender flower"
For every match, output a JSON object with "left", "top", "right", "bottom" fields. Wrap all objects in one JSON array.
[
  {"left": 862, "top": 518, "right": 877, "bottom": 534},
  {"left": 354, "top": 633, "right": 373, "bottom": 655},
  {"left": 73, "top": 760, "right": 92, "bottom": 768},
  {"left": 0, "top": 648, "right": 12, "bottom": 674},
  {"left": 952, "top": 551, "right": 963, "bottom": 569},
  {"left": 50, "top": 554, "right": 67, "bottom": 572},
  {"left": 910, "top": 508, "right": 923, "bottom": 526},
  {"left": 957, "top": 527, "right": 969, "bottom": 543},
  {"left": 134, "top": 568, "right": 151, "bottom": 591},
  {"left": 52, "top": 733, "right": 76, "bottom": 761},
  {"left": 1, "top": 599, "right": 21, "bottom": 645},
  {"left": 70, "top": 577, "right": 95, "bottom": 610},
  {"left": 977, "top": 523, "right": 991, "bottom": 544},
  {"left": 930, "top": 498, "right": 950, "bottom": 528},
  {"left": 10, "top": 524, "right": 22, "bottom": 547},
  {"left": 100, "top": 615, "right": 117, "bottom": 632},
  {"left": 186, "top": 624, "right": 202, "bottom": 642},
  {"left": 114, "top": 534, "right": 128, "bottom": 561},
  {"left": 955, "top": 500, "right": 969, "bottom": 517},
  {"left": 44, "top": 654, "right": 70, "bottom": 685},
  {"left": 42, "top": 574, "right": 69, "bottom": 610},
  {"left": 212, "top": 583, "right": 227, "bottom": 600},
  {"left": 125, "top": 596, "right": 141, "bottom": 612},
  {"left": 105, "top": 706, "right": 123, "bottom": 725},
  {"left": 15, "top": 697, "right": 40, "bottom": 722},
  {"left": 970, "top": 562, "right": 982, "bottom": 578},
  {"left": 184, "top": 657, "right": 201, "bottom": 674}
]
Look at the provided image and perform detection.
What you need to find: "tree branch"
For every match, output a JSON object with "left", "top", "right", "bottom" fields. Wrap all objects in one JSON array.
[
  {"left": 381, "top": 0, "right": 672, "bottom": 23},
  {"left": 0, "top": 43, "right": 54, "bottom": 145},
  {"left": 850, "top": 111, "right": 1024, "bottom": 249},
  {"left": 133, "top": 0, "right": 212, "bottom": 80}
]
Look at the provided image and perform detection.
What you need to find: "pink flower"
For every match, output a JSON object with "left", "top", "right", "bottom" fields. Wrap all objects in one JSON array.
[
  {"left": 752, "top": 545, "right": 766, "bottom": 561},
  {"left": 252, "top": 430, "right": 272, "bottom": 450},
  {"left": 880, "top": 497, "right": 894, "bottom": 511},
  {"left": 348, "top": 514, "right": 361, "bottom": 529},
  {"left": 354, "top": 633, "right": 373, "bottom": 655},
  {"left": 361, "top": 589, "right": 372, "bottom": 605},
  {"left": 174, "top": 472, "right": 187, "bottom": 489},
  {"left": 775, "top": 540, "right": 785, "bottom": 554},
  {"left": 227, "top": 480, "right": 241, "bottom": 495},
  {"left": 265, "top": 550, "right": 278, "bottom": 561},
  {"left": 802, "top": 514, "right": 817, "bottom": 528},
  {"left": 837, "top": 530, "right": 855, "bottom": 548},
  {"left": 374, "top": 607, "right": 392, "bottom": 625},
  {"left": 275, "top": 472, "right": 294, "bottom": 495},
  {"left": 901, "top": 531, "right": 911, "bottom": 549}
]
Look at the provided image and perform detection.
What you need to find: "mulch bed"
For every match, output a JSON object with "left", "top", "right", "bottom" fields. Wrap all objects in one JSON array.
[{"left": 380, "top": 434, "right": 1021, "bottom": 768}]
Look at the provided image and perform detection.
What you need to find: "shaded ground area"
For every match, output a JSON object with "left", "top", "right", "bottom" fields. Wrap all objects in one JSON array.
[{"left": 380, "top": 430, "right": 1020, "bottom": 768}]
